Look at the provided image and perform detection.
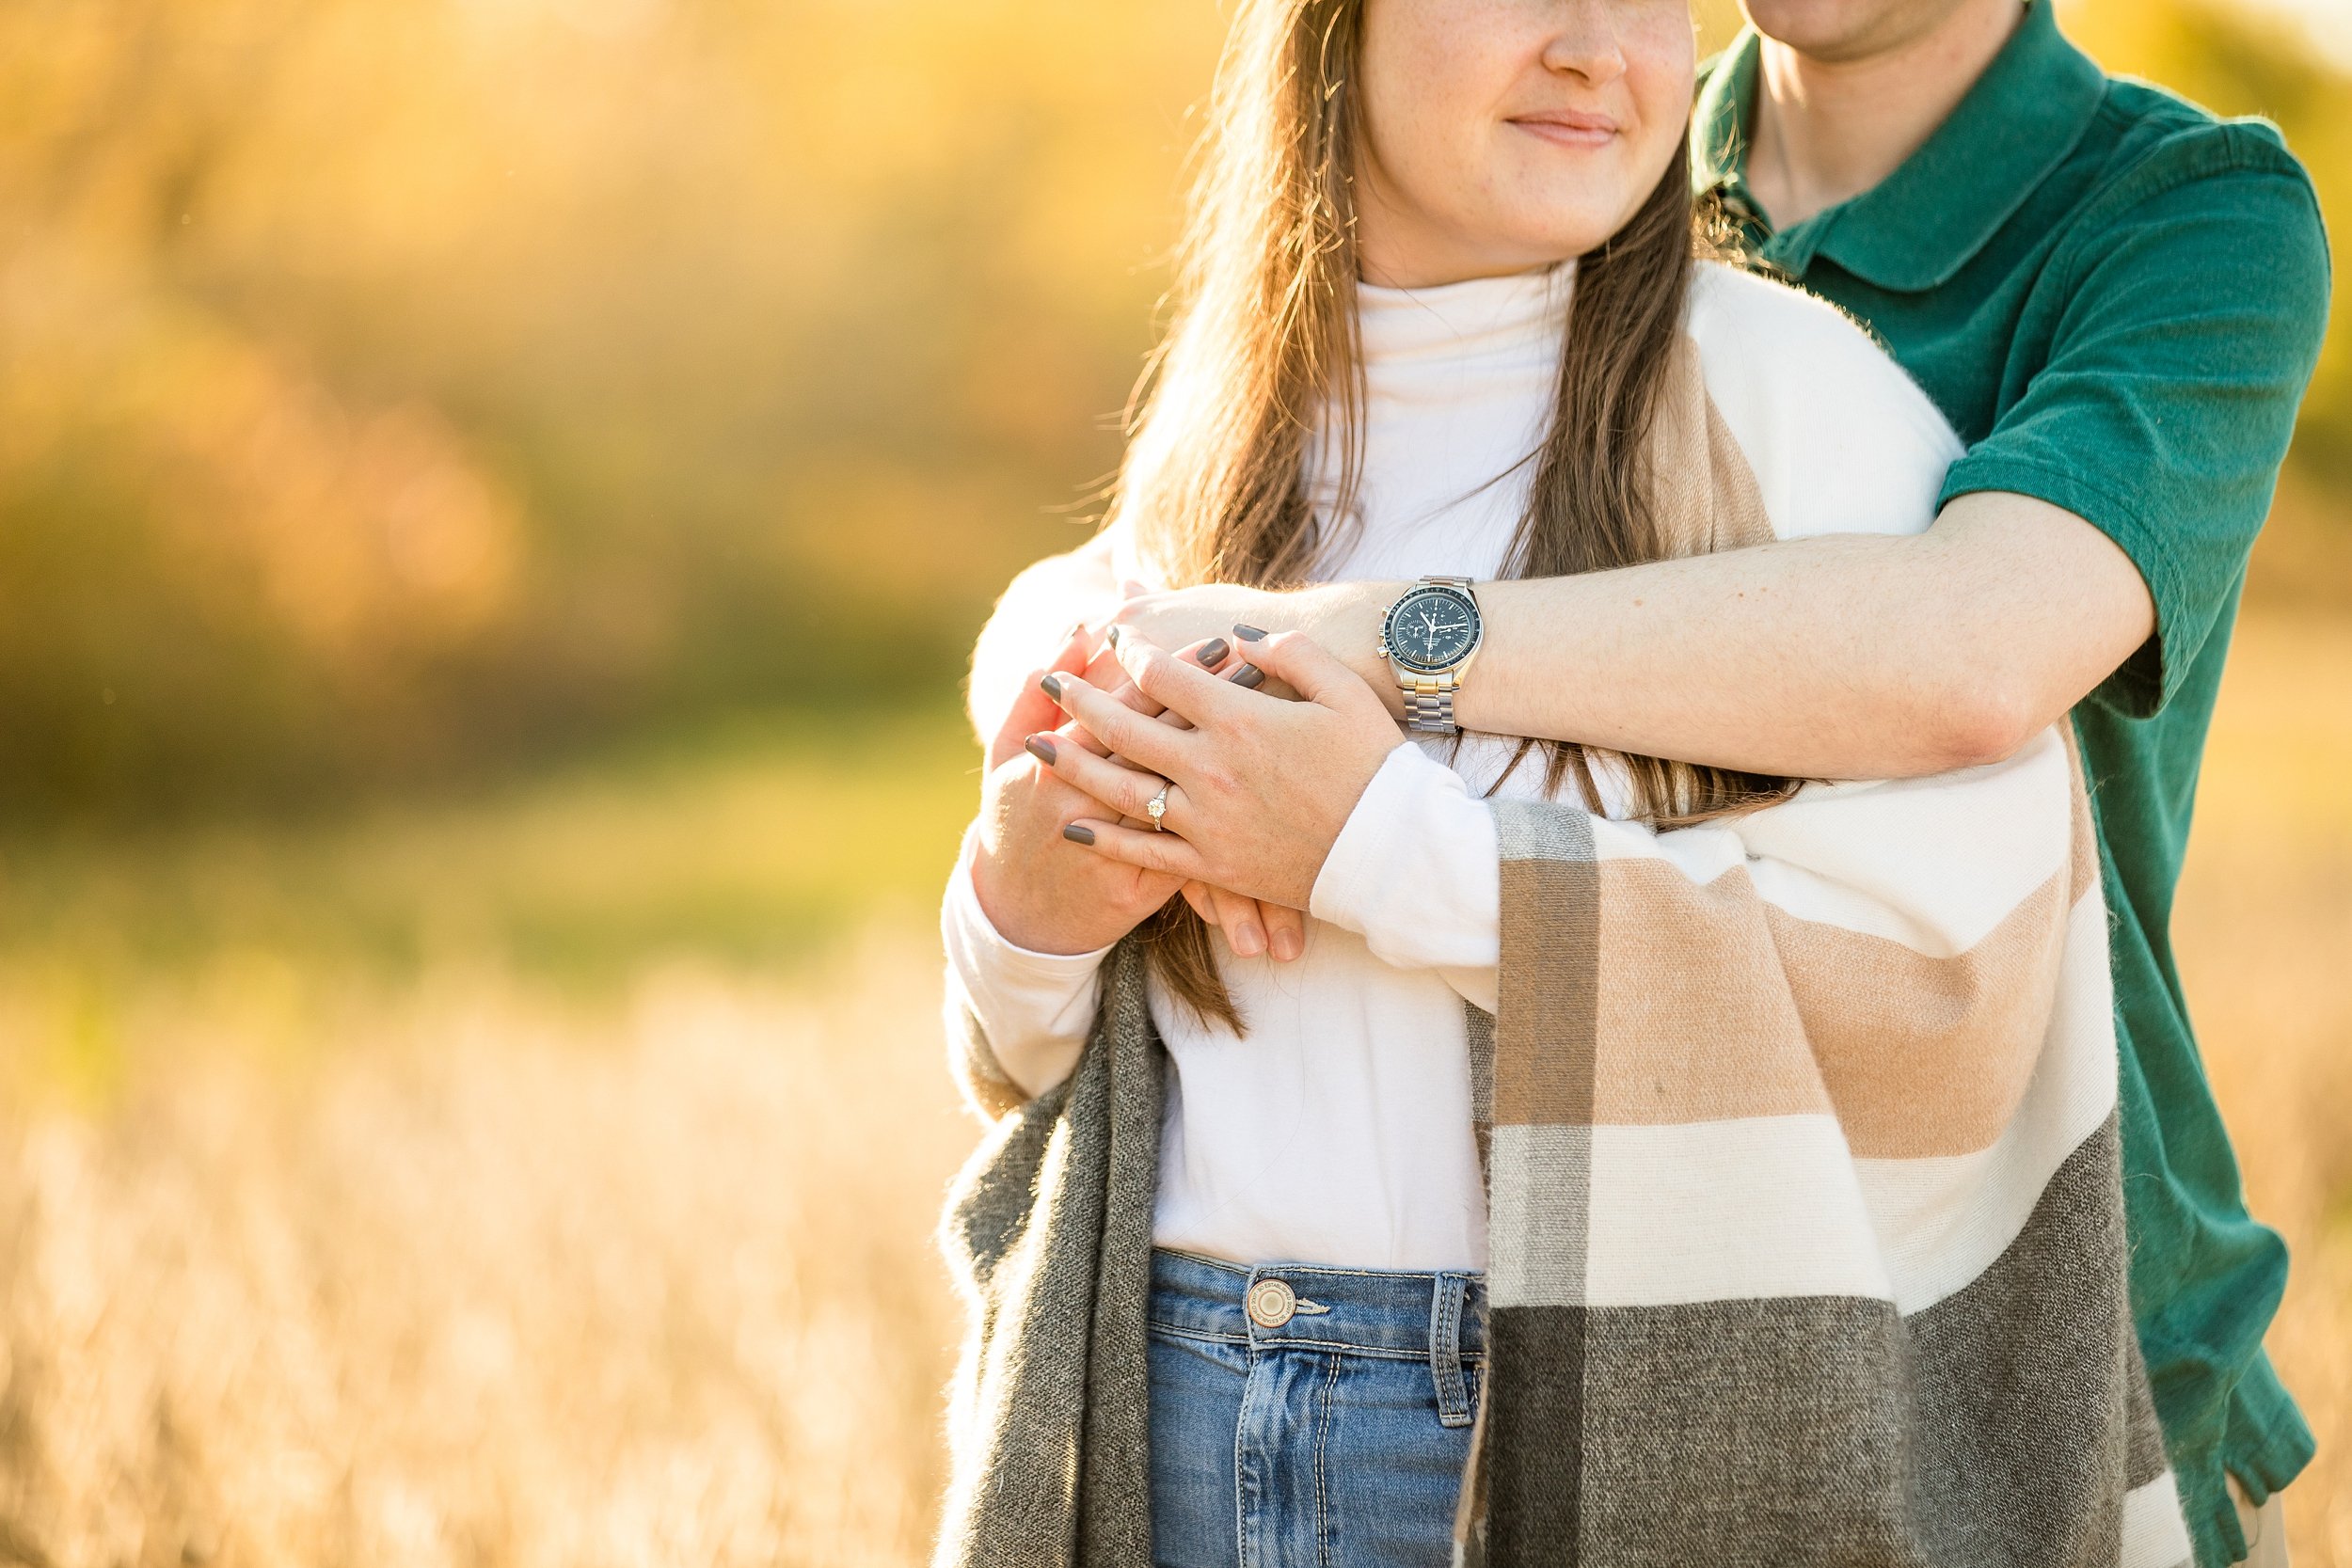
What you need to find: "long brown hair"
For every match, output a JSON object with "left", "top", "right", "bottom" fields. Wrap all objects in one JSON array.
[{"left": 1117, "top": 0, "right": 1796, "bottom": 1033}]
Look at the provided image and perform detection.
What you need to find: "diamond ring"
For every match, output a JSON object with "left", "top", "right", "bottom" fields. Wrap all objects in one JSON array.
[{"left": 1146, "top": 781, "right": 1172, "bottom": 832}]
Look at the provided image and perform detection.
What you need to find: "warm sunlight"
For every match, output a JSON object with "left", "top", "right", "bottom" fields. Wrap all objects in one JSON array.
[{"left": 0, "top": 1, "right": 2344, "bottom": 1563}]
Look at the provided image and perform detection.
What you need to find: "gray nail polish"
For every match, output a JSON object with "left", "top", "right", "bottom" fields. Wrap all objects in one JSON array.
[
  {"left": 1232, "top": 624, "right": 1267, "bottom": 641},
  {"left": 1025, "top": 735, "right": 1057, "bottom": 766},
  {"left": 1230, "top": 663, "right": 1265, "bottom": 689},
  {"left": 1062, "top": 823, "right": 1096, "bottom": 846},
  {"left": 1197, "top": 637, "right": 1230, "bottom": 669},
  {"left": 1039, "top": 673, "right": 1063, "bottom": 701},
  {"left": 1104, "top": 625, "right": 1121, "bottom": 648}
]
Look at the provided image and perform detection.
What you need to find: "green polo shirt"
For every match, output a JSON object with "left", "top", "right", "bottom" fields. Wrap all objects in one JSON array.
[{"left": 1693, "top": 7, "right": 2329, "bottom": 1563}]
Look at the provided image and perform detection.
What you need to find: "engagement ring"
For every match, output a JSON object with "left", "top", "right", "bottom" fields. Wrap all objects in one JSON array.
[{"left": 1147, "top": 782, "right": 1171, "bottom": 832}]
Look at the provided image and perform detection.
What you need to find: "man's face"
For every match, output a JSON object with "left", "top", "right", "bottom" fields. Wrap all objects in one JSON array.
[{"left": 1740, "top": 0, "right": 1999, "bottom": 63}]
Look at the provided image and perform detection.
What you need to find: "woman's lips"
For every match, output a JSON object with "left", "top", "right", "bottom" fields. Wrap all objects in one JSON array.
[{"left": 1506, "top": 112, "right": 1618, "bottom": 149}]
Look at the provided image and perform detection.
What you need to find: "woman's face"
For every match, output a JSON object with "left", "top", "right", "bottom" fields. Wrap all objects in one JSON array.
[{"left": 1353, "top": 0, "right": 1695, "bottom": 287}]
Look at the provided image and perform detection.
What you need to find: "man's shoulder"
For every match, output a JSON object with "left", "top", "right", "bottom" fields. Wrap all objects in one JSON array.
[
  {"left": 2030, "top": 79, "right": 2331, "bottom": 319},
  {"left": 2077, "top": 75, "right": 2319, "bottom": 220}
]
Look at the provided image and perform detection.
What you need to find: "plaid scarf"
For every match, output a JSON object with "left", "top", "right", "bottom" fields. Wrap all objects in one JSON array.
[{"left": 934, "top": 334, "right": 2188, "bottom": 1568}]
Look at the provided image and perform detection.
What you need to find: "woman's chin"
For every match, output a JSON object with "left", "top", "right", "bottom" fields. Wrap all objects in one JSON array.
[
  {"left": 1469, "top": 216, "right": 1623, "bottom": 272},
  {"left": 1480, "top": 178, "right": 1649, "bottom": 257}
]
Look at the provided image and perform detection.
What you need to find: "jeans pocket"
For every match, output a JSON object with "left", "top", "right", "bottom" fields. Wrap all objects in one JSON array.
[{"left": 1147, "top": 1328, "right": 1247, "bottom": 1568}]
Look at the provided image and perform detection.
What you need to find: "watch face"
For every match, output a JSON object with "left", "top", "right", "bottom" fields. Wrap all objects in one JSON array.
[{"left": 1383, "top": 584, "right": 1482, "bottom": 673}]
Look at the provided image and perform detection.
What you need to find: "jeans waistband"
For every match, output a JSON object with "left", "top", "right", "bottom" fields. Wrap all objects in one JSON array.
[
  {"left": 1149, "top": 1247, "right": 1486, "bottom": 1426},
  {"left": 1149, "top": 1247, "right": 1486, "bottom": 1358}
]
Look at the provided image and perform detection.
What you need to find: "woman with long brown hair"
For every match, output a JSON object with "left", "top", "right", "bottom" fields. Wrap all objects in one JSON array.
[{"left": 938, "top": 2, "right": 2182, "bottom": 1564}]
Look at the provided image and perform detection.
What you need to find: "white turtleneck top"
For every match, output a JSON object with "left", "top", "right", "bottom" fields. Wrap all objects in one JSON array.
[{"left": 941, "top": 260, "right": 1961, "bottom": 1272}]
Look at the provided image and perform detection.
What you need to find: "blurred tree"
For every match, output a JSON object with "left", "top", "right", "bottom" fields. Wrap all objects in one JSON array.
[
  {"left": 0, "top": 0, "right": 1217, "bottom": 818},
  {"left": 0, "top": 0, "right": 2338, "bottom": 822}
]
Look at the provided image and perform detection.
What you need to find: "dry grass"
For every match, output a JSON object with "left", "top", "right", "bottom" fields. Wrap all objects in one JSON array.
[
  {"left": 2175, "top": 610, "right": 2352, "bottom": 1566},
  {"left": 0, "top": 611, "right": 2344, "bottom": 1567},
  {"left": 0, "top": 934, "right": 976, "bottom": 1568}
]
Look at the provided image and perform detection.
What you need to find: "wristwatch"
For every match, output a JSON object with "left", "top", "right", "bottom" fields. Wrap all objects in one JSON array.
[{"left": 1376, "top": 576, "right": 1485, "bottom": 735}]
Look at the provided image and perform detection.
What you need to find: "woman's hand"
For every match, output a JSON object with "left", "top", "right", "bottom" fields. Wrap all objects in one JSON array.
[
  {"left": 971, "top": 630, "right": 1184, "bottom": 955},
  {"left": 1038, "top": 626, "right": 1406, "bottom": 911},
  {"left": 1101, "top": 579, "right": 1401, "bottom": 712},
  {"left": 973, "top": 627, "right": 1311, "bottom": 961},
  {"left": 1100, "top": 582, "right": 1286, "bottom": 657},
  {"left": 1064, "top": 625, "right": 1307, "bottom": 962}
]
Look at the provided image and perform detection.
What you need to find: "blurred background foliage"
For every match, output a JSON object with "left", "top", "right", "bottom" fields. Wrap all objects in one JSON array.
[
  {"left": 0, "top": 0, "right": 2341, "bottom": 825},
  {"left": 0, "top": 7, "right": 2345, "bottom": 1561},
  {"left": 0, "top": 0, "right": 1216, "bottom": 820}
]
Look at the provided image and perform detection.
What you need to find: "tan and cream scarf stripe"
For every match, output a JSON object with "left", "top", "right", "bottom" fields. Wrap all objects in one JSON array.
[{"left": 934, "top": 333, "right": 2189, "bottom": 1568}]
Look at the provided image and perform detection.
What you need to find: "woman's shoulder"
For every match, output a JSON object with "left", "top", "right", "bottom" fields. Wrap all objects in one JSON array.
[{"left": 1684, "top": 261, "right": 1964, "bottom": 542}]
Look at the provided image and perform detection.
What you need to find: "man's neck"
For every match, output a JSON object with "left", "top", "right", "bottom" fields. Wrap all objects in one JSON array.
[{"left": 1744, "top": 0, "right": 2026, "bottom": 230}]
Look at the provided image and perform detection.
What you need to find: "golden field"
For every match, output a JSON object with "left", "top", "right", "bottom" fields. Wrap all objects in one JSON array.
[
  {"left": 1, "top": 0, "right": 2345, "bottom": 1562},
  {"left": 0, "top": 715, "right": 986, "bottom": 1567},
  {"left": 0, "top": 939, "right": 968, "bottom": 1567},
  {"left": 0, "top": 611, "right": 2344, "bottom": 1567}
]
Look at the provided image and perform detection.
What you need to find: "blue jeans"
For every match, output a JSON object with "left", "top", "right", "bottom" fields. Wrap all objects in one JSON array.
[{"left": 1146, "top": 1247, "right": 1486, "bottom": 1568}]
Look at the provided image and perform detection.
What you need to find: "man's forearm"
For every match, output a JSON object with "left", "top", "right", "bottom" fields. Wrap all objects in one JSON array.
[{"left": 1307, "top": 492, "right": 2153, "bottom": 781}]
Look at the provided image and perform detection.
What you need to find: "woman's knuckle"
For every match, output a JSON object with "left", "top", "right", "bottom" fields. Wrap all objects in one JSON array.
[{"left": 1093, "top": 708, "right": 1135, "bottom": 749}]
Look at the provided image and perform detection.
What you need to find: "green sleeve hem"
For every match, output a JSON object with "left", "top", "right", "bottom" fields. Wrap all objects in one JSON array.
[
  {"left": 2223, "top": 1351, "right": 2316, "bottom": 1508},
  {"left": 2181, "top": 1456, "right": 2242, "bottom": 1568},
  {"left": 2171, "top": 1350, "right": 2314, "bottom": 1567},
  {"left": 1938, "top": 454, "right": 2195, "bottom": 720}
]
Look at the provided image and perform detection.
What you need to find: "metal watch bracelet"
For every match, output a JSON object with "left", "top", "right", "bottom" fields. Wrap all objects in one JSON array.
[
  {"left": 1403, "top": 688, "right": 1457, "bottom": 734},
  {"left": 1396, "top": 574, "right": 1476, "bottom": 735}
]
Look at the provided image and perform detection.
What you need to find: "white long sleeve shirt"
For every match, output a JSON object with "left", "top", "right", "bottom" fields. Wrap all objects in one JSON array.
[{"left": 942, "top": 260, "right": 1962, "bottom": 1271}]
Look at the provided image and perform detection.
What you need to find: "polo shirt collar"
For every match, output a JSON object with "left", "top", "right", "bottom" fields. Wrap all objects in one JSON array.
[{"left": 1691, "top": 1, "right": 2106, "bottom": 293}]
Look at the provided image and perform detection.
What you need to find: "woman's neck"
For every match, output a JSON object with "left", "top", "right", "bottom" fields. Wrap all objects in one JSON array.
[{"left": 1353, "top": 261, "right": 1573, "bottom": 367}]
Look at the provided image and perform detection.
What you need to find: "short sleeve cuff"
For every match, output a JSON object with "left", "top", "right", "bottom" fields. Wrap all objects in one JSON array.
[{"left": 2222, "top": 1347, "right": 2316, "bottom": 1508}]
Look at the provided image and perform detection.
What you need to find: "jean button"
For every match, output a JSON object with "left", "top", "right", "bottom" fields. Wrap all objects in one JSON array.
[{"left": 1246, "top": 1277, "right": 1295, "bottom": 1328}]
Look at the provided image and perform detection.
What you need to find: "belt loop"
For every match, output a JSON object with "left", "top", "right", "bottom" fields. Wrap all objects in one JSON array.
[{"left": 1431, "top": 1273, "right": 1472, "bottom": 1427}]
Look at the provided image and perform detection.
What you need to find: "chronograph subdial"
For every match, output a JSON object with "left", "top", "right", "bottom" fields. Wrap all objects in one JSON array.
[
  {"left": 1377, "top": 580, "right": 1485, "bottom": 674},
  {"left": 1378, "top": 578, "right": 1485, "bottom": 735}
]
